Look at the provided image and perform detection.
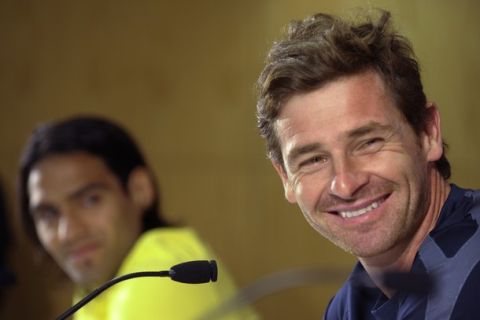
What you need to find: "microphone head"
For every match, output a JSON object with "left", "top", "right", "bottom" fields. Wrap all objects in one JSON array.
[{"left": 169, "top": 260, "right": 218, "bottom": 284}]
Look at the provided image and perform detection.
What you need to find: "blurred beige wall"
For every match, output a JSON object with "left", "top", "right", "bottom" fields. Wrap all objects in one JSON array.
[{"left": 0, "top": 1, "right": 478, "bottom": 319}]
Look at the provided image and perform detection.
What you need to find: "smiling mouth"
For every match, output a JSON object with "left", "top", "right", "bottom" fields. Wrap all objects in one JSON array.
[
  {"left": 331, "top": 194, "right": 389, "bottom": 219},
  {"left": 339, "top": 201, "right": 380, "bottom": 218}
]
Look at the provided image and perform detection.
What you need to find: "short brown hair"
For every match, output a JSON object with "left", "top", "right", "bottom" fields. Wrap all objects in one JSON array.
[{"left": 256, "top": 10, "right": 450, "bottom": 179}]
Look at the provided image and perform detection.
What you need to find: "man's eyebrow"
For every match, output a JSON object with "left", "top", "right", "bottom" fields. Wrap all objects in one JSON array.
[
  {"left": 346, "top": 122, "right": 394, "bottom": 139},
  {"left": 29, "top": 182, "right": 109, "bottom": 214},
  {"left": 67, "top": 182, "right": 109, "bottom": 201},
  {"left": 30, "top": 202, "right": 55, "bottom": 214}
]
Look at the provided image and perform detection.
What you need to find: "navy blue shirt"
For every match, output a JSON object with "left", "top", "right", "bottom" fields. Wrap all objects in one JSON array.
[{"left": 324, "top": 185, "right": 480, "bottom": 320}]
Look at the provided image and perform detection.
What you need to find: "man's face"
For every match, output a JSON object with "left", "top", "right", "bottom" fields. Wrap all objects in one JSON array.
[
  {"left": 273, "top": 71, "right": 442, "bottom": 259},
  {"left": 28, "top": 152, "right": 143, "bottom": 289}
]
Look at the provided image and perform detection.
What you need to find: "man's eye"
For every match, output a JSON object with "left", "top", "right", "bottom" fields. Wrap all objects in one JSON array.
[
  {"left": 360, "top": 138, "right": 384, "bottom": 151},
  {"left": 299, "top": 155, "right": 327, "bottom": 168},
  {"left": 83, "top": 193, "right": 101, "bottom": 208}
]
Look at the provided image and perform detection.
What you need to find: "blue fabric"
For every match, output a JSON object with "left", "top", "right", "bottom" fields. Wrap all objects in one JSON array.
[{"left": 324, "top": 185, "right": 480, "bottom": 320}]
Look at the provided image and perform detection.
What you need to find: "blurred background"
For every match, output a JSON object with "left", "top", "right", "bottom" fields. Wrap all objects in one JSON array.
[{"left": 0, "top": 0, "right": 479, "bottom": 319}]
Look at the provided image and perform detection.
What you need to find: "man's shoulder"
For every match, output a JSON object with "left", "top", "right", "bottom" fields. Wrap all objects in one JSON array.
[
  {"left": 412, "top": 185, "right": 480, "bottom": 318},
  {"left": 324, "top": 281, "right": 352, "bottom": 319},
  {"left": 137, "top": 227, "right": 201, "bottom": 247},
  {"left": 121, "top": 227, "right": 213, "bottom": 273},
  {"left": 428, "top": 185, "right": 480, "bottom": 258},
  {"left": 324, "top": 264, "right": 379, "bottom": 320}
]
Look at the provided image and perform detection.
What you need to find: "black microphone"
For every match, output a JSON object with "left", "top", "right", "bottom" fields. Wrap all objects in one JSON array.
[
  {"left": 170, "top": 259, "right": 218, "bottom": 284},
  {"left": 57, "top": 260, "right": 217, "bottom": 320}
]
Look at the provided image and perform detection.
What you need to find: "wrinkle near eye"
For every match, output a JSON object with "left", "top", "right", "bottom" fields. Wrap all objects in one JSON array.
[{"left": 290, "top": 171, "right": 304, "bottom": 193}]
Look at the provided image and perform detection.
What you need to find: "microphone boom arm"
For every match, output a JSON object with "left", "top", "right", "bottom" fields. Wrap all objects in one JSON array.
[
  {"left": 57, "top": 260, "right": 217, "bottom": 320},
  {"left": 57, "top": 271, "right": 170, "bottom": 320}
]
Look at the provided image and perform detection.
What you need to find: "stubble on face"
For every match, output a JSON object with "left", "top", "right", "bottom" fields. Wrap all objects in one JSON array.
[{"left": 303, "top": 170, "right": 430, "bottom": 259}]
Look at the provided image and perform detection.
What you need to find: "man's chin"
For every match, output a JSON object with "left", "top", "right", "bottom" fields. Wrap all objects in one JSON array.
[{"left": 65, "top": 268, "right": 102, "bottom": 289}]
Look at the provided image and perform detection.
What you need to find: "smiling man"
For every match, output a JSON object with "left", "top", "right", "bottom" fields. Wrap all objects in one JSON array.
[
  {"left": 18, "top": 116, "right": 257, "bottom": 320},
  {"left": 256, "top": 10, "right": 480, "bottom": 319}
]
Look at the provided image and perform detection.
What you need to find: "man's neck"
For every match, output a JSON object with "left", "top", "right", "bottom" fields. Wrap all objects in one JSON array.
[{"left": 359, "top": 168, "right": 451, "bottom": 298}]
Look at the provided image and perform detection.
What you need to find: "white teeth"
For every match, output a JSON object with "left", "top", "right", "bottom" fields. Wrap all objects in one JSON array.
[{"left": 339, "top": 201, "right": 379, "bottom": 219}]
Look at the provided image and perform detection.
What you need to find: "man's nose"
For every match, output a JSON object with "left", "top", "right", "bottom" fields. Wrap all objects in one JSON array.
[
  {"left": 58, "top": 211, "right": 87, "bottom": 242},
  {"left": 329, "top": 156, "right": 369, "bottom": 200}
]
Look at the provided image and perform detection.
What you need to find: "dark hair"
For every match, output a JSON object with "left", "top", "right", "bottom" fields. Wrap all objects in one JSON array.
[
  {"left": 257, "top": 9, "right": 450, "bottom": 179},
  {"left": 19, "top": 116, "right": 170, "bottom": 245}
]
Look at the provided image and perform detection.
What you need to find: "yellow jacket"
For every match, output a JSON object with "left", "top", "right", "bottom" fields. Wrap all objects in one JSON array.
[{"left": 73, "top": 227, "right": 258, "bottom": 320}]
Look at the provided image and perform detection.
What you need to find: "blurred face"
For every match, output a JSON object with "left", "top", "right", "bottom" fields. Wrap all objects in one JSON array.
[
  {"left": 273, "top": 71, "right": 442, "bottom": 259},
  {"left": 28, "top": 152, "right": 143, "bottom": 289}
]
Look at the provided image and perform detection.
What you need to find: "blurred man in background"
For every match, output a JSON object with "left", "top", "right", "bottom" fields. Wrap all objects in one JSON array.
[
  {"left": 256, "top": 9, "right": 480, "bottom": 319},
  {"left": 18, "top": 116, "right": 257, "bottom": 319}
]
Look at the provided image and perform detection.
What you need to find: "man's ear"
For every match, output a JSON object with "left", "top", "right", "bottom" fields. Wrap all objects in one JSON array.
[
  {"left": 271, "top": 160, "right": 296, "bottom": 204},
  {"left": 422, "top": 102, "right": 443, "bottom": 162},
  {"left": 127, "top": 167, "right": 155, "bottom": 214}
]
